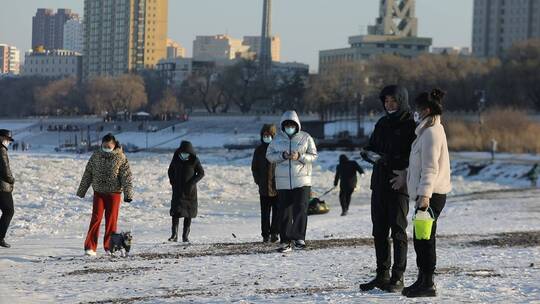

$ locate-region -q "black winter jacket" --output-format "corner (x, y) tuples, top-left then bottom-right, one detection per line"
(168, 141), (205, 218)
(0, 145), (14, 193)
(334, 155), (364, 191)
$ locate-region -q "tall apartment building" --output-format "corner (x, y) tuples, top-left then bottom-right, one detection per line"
(167, 39), (186, 59)
(83, 0), (168, 79)
(193, 35), (252, 61)
(472, 0), (540, 57)
(242, 36), (281, 62)
(0, 44), (21, 75)
(32, 9), (79, 50)
(63, 19), (84, 53)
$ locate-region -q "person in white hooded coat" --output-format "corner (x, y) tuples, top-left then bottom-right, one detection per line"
(266, 111), (318, 252)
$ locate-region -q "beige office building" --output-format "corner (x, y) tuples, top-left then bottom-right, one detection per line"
(23, 49), (82, 79)
(472, 0), (540, 57)
(242, 36), (281, 62)
(193, 35), (252, 61)
(0, 44), (20, 75)
(319, 0), (431, 75)
(83, 0), (168, 79)
(167, 39), (186, 59)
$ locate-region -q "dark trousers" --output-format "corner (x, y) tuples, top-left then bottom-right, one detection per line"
(339, 188), (354, 213)
(260, 195), (280, 238)
(414, 193), (446, 275)
(371, 187), (409, 278)
(172, 217), (192, 232)
(278, 186), (310, 243)
(0, 192), (14, 240)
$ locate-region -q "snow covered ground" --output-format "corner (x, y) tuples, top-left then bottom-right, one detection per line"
(0, 150), (539, 303)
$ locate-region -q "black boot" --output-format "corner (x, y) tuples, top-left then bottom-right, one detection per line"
(270, 234), (279, 243)
(406, 272), (437, 298)
(360, 271), (390, 291)
(402, 272), (424, 296)
(382, 275), (404, 293)
(168, 218), (178, 242)
(0, 239), (11, 248)
(182, 218), (191, 243)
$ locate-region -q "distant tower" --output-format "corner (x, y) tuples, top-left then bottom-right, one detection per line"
(368, 0), (418, 37)
(259, 0), (272, 76)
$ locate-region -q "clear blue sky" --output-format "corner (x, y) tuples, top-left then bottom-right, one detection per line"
(0, 0), (472, 72)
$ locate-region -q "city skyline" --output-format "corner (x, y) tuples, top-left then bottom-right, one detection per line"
(0, 0), (473, 72)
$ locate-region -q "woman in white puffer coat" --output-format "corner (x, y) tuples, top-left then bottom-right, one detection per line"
(266, 110), (318, 253)
(403, 89), (452, 298)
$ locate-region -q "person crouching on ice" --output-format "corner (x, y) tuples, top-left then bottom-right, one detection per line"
(252, 124), (280, 243)
(266, 110), (318, 253)
(77, 134), (134, 256)
(168, 141), (204, 243)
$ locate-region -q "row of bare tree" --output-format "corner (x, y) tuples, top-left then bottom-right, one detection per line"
(1, 39), (539, 118)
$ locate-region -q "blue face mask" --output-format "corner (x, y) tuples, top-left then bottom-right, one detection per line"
(179, 153), (190, 160)
(262, 136), (273, 144)
(285, 127), (296, 136)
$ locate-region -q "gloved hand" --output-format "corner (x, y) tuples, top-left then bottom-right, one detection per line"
(415, 196), (430, 210)
(124, 198), (133, 203)
(389, 170), (407, 190)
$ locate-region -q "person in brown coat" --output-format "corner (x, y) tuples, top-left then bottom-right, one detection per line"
(251, 124), (280, 243)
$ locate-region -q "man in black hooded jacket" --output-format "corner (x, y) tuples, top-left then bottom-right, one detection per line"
(359, 85), (416, 293)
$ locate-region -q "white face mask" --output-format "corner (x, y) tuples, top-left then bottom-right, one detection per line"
(2, 140), (11, 148)
(262, 136), (273, 144)
(102, 146), (114, 153)
(179, 153), (190, 160)
(285, 127), (296, 136)
(387, 110), (397, 114)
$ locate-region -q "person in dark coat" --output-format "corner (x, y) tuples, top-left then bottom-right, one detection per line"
(359, 85), (417, 293)
(0, 129), (15, 248)
(168, 141), (205, 243)
(334, 154), (365, 216)
(251, 124), (280, 243)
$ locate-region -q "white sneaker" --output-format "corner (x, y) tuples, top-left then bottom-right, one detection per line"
(277, 243), (293, 253)
(85, 249), (97, 256)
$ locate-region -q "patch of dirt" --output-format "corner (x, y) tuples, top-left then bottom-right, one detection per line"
(468, 231), (540, 248)
(437, 267), (502, 278)
(137, 237), (374, 260)
(64, 266), (155, 277)
(81, 288), (214, 304)
(256, 285), (349, 295)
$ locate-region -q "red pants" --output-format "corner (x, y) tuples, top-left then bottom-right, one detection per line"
(84, 192), (121, 251)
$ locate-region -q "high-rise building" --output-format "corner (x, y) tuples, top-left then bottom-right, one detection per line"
(242, 36), (281, 62)
(63, 19), (84, 53)
(83, 0), (168, 79)
(319, 0), (432, 75)
(472, 0), (540, 57)
(32, 9), (79, 50)
(167, 39), (186, 59)
(193, 35), (252, 61)
(0, 44), (20, 75)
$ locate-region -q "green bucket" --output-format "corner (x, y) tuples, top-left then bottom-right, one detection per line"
(413, 208), (435, 240)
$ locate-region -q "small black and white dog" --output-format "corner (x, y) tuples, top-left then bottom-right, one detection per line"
(110, 231), (132, 257)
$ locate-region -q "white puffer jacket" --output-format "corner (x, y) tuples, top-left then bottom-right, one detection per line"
(266, 111), (318, 190)
(407, 115), (452, 200)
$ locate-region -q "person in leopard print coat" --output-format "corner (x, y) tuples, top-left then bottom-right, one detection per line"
(77, 134), (133, 256)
